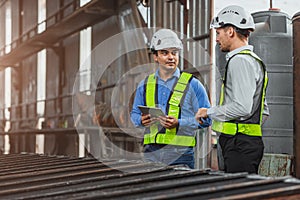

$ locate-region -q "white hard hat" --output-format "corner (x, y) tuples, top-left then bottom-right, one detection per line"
(210, 5), (255, 31)
(150, 29), (183, 51)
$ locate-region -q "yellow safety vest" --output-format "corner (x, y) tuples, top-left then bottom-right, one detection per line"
(144, 72), (196, 146)
(212, 50), (268, 136)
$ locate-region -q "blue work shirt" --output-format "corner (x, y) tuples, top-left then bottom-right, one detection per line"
(130, 68), (211, 137)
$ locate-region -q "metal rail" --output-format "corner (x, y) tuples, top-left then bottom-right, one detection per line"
(0, 154), (299, 199)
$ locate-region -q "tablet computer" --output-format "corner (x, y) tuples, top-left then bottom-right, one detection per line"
(138, 105), (165, 117)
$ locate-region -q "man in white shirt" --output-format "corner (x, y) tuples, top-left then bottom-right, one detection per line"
(195, 5), (269, 174)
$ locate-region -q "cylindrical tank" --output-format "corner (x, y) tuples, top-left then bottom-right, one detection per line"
(250, 10), (293, 155)
(292, 11), (300, 178)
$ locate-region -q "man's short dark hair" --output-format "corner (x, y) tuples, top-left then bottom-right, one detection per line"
(223, 24), (250, 39)
(151, 49), (158, 55)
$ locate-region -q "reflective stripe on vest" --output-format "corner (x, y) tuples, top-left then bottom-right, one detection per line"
(144, 72), (196, 146)
(145, 74), (159, 138)
(212, 50), (268, 136)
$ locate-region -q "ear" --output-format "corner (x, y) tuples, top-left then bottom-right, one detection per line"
(153, 54), (158, 62)
(228, 27), (235, 37)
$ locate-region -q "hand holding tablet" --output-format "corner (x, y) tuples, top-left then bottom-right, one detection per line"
(138, 105), (166, 118)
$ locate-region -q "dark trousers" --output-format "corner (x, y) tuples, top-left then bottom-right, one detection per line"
(219, 133), (264, 174)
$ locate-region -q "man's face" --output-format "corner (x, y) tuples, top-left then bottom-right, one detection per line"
(154, 48), (179, 72)
(215, 27), (231, 52)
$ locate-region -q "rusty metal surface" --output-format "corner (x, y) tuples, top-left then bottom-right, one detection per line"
(293, 12), (300, 179)
(258, 153), (293, 177)
(0, 154), (299, 199)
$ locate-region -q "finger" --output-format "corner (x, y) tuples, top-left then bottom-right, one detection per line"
(198, 118), (204, 124)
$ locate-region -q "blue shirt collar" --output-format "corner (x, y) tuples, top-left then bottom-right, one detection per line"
(226, 45), (254, 61)
(155, 68), (181, 79)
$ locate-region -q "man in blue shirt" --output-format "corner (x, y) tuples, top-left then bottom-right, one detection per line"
(130, 29), (211, 169)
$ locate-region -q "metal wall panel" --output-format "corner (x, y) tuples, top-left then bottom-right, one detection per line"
(45, 49), (60, 124)
(150, 0), (164, 28)
(10, 67), (21, 131)
(0, 71), (5, 132)
(187, 0), (212, 70)
(11, 0), (20, 43)
(21, 0), (37, 34)
(62, 34), (79, 123)
(9, 1), (21, 131)
(46, 0), (61, 18)
(21, 56), (37, 129)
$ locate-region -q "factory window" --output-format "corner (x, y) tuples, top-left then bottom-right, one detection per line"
(38, 0), (46, 33)
(36, 0), (47, 153)
(138, 2), (150, 26)
(36, 0), (47, 123)
(4, 1), (12, 133)
(37, 50), (46, 117)
(79, 27), (92, 93)
(4, 68), (11, 132)
(80, 0), (91, 7)
(5, 1), (11, 54)
(36, 49), (46, 153)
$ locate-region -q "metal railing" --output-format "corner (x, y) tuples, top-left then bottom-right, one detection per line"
(0, 0), (82, 58)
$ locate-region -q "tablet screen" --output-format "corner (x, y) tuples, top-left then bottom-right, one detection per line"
(138, 105), (165, 117)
